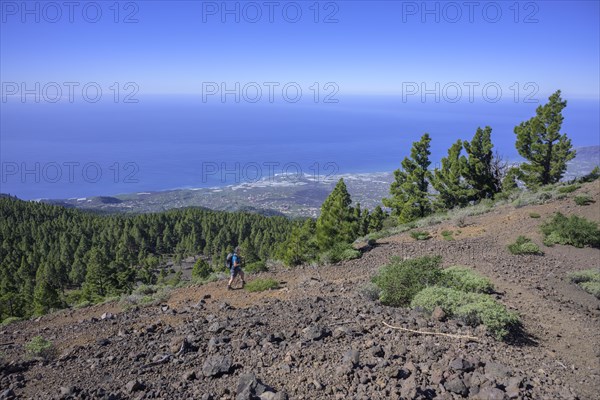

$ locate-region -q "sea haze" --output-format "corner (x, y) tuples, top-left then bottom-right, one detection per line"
(1, 95), (598, 200)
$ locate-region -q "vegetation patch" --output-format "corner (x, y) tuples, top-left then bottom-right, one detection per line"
(120, 284), (172, 310)
(372, 256), (516, 340)
(25, 336), (56, 360)
(1, 316), (22, 327)
(410, 230), (431, 240)
(245, 260), (268, 274)
(541, 213), (600, 248)
(411, 287), (519, 340)
(319, 243), (361, 264)
(441, 230), (455, 241)
(508, 236), (543, 255)
(372, 256), (443, 307)
(568, 269), (600, 298)
(574, 195), (594, 206)
(441, 266), (494, 293)
(245, 278), (279, 292)
(558, 184), (580, 194)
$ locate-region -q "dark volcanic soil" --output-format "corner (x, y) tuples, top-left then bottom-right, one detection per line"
(1, 182), (599, 400)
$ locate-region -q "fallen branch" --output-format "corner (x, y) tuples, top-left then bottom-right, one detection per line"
(0, 342), (15, 346)
(383, 321), (479, 341)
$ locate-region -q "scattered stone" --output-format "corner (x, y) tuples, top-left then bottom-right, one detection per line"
(432, 306), (446, 321)
(449, 357), (473, 371)
(342, 349), (360, 366)
(202, 355), (232, 377)
(302, 325), (330, 341)
(182, 370), (197, 381)
(59, 386), (76, 397)
(100, 312), (114, 320)
(236, 373), (267, 400)
(474, 386), (506, 400)
(445, 377), (468, 396)
(125, 380), (145, 393)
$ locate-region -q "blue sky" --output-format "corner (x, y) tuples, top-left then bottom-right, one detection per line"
(1, 1), (599, 99)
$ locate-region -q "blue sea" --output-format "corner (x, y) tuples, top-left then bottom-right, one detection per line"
(1, 95), (598, 200)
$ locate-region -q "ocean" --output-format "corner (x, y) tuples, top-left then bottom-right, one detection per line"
(1, 95), (598, 200)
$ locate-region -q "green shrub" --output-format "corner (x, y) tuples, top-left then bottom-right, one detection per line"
(320, 243), (361, 264)
(580, 281), (600, 298)
(245, 278), (279, 292)
(579, 166), (600, 183)
(568, 269), (600, 298)
(411, 286), (519, 340)
(372, 256), (443, 306)
(529, 213), (541, 218)
(25, 336), (55, 359)
(441, 230), (454, 241)
(1, 316), (22, 326)
(558, 184), (580, 194)
(568, 269), (600, 283)
(358, 282), (381, 301)
(121, 284), (172, 309)
(442, 266), (494, 293)
(73, 300), (92, 309)
(541, 213), (600, 248)
(410, 230), (431, 240)
(574, 195), (594, 206)
(192, 259), (212, 280)
(508, 236), (543, 255)
(245, 260), (268, 274)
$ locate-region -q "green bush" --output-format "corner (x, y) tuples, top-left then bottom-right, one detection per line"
(192, 259), (212, 280)
(442, 266), (494, 293)
(558, 184), (580, 194)
(508, 236), (543, 255)
(568, 269), (600, 298)
(73, 300), (92, 309)
(441, 230), (454, 241)
(372, 256), (443, 306)
(541, 213), (600, 248)
(411, 286), (519, 340)
(245, 278), (279, 292)
(358, 282), (381, 301)
(320, 243), (361, 264)
(245, 260), (268, 274)
(574, 195), (594, 206)
(1, 316), (22, 326)
(529, 213), (541, 219)
(579, 166), (600, 183)
(121, 284), (172, 309)
(25, 336), (55, 359)
(580, 281), (600, 298)
(410, 230), (431, 240)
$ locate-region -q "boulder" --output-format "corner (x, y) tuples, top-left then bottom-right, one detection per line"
(202, 355), (232, 377)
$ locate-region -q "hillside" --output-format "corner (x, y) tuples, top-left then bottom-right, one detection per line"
(1, 181), (599, 399)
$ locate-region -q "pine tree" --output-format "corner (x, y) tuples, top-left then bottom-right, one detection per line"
(431, 140), (470, 210)
(33, 263), (62, 315)
(316, 179), (357, 250)
(383, 134), (433, 222)
(368, 206), (385, 233)
(192, 258), (212, 280)
(462, 126), (500, 201)
(281, 219), (318, 266)
(514, 90), (576, 187)
(82, 247), (115, 299)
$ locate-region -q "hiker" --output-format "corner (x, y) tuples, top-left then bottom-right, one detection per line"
(227, 246), (245, 290)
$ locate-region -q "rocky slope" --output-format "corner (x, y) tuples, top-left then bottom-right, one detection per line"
(1, 181), (599, 400)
